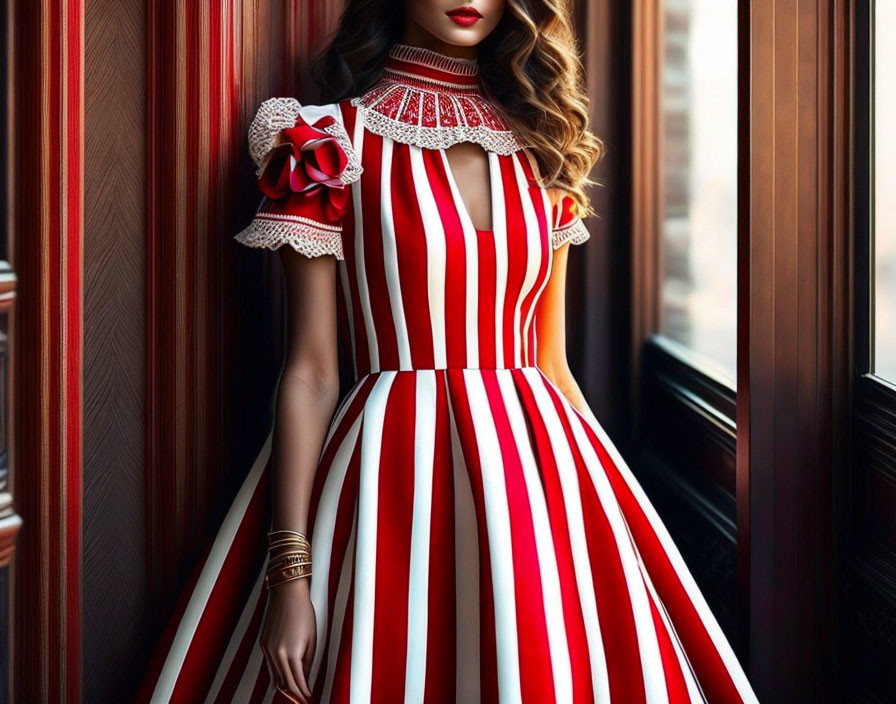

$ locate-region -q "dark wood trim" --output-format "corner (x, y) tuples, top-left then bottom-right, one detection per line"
(835, 1), (896, 698)
(630, 0), (662, 443)
(642, 336), (737, 494)
(738, 0), (851, 699)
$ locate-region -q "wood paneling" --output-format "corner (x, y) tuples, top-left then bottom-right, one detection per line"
(81, 0), (148, 700)
(738, 0), (850, 699)
(567, 0), (632, 443)
(11, 0), (86, 700)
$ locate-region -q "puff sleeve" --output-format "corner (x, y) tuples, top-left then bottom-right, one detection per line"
(550, 191), (591, 250)
(234, 97), (363, 260)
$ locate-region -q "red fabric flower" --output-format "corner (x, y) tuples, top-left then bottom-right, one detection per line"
(258, 114), (352, 222)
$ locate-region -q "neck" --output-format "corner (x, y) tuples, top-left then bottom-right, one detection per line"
(401, 20), (479, 61)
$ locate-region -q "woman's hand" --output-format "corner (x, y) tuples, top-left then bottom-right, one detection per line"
(260, 577), (317, 703)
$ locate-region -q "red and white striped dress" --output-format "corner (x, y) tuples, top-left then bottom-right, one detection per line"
(138, 44), (759, 704)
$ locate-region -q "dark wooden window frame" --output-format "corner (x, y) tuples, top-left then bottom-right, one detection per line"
(838, 1), (896, 699)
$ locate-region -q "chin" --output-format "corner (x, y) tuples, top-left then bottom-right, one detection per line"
(434, 28), (490, 46)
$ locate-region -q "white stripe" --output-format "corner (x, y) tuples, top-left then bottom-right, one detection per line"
(525, 186), (555, 366)
(512, 156), (548, 367)
(150, 433), (272, 703)
(233, 622), (266, 702)
(204, 561), (268, 703)
(553, 373), (759, 704)
(520, 368), (612, 703)
(440, 150), (479, 366)
(495, 371), (574, 704)
(446, 380), (481, 704)
(404, 371), (438, 702)
(319, 370), (369, 461)
(552, 387), (669, 703)
(319, 515), (358, 702)
(380, 140), (413, 369)
(636, 547), (708, 703)
(351, 115), (378, 371)
(260, 683), (276, 704)
(339, 261), (358, 380)
(463, 370), (523, 704)
(350, 372), (396, 704)
(409, 148), (448, 368)
(309, 414), (364, 684)
(489, 153), (507, 367)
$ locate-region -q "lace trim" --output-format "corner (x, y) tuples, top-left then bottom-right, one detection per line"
(247, 97), (363, 184)
(551, 218), (590, 249)
(387, 43), (479, 77)
(234, 214), (344, 260)
(248, 98), (302, 168)
(354, 104), (520, 154)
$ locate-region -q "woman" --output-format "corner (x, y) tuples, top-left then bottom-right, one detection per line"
(141, 1), (760, 702)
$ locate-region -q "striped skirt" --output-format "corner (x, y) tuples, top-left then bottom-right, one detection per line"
(137, 366), (759, 704)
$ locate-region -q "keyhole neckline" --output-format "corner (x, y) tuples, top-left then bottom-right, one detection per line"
(440, 147), (496, 234)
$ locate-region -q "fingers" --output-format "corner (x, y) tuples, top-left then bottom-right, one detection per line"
(276, 647), (304, 701)
(289, 649), (313, 701)
(260, 642), (283, 692)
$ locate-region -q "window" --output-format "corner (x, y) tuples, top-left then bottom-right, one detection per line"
(659, 0), (739, 382)
(630, 0), (742, 648)
(874, 1), (896, 383)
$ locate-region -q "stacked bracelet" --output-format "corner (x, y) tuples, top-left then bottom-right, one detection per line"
(265, 529), (312, 589)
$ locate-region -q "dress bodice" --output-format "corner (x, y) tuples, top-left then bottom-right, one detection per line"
(235, 43), (591, 380)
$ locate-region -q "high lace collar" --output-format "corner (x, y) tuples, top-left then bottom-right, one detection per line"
(350, 43), (521, 154)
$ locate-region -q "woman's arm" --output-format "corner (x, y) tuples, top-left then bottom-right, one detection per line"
(262, 246), (341, 704)
(534, 237), (590, 415)
(271, 246), (341, 535)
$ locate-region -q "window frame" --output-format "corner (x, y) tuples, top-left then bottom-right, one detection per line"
(630, 0), (743, 650)
(841, 1), (896, 697)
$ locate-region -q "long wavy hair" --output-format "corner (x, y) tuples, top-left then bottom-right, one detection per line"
(311, 0), (604, 218)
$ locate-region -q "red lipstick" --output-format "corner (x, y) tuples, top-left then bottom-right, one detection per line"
(445, 6), (483, 27)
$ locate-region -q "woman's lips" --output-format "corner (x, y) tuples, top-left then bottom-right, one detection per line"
(445, 6), (483, 27)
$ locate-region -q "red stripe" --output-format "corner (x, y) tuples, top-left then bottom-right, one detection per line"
(538, 376), (648, 704)
(50, 0), (64, 696)
(324, 568), (357, 704)
(335, 102), (372, 376)
(497, 156), (529, 365)
(422, 149), (468, 367)
(390, 144), (435, 368)
(514, 154), (552, 366)
(476, 230), (497, 367)
(558, 389), (747, 703)
(185, 0), (198, 550)
(307, 373), (377, 529)
(308, 437), (362, 701)
(370, 374), (416, 700)
(646, 579), (692, 704)
(512, 370), (595, 704)
(385, 56), (480, 86)
(423, 374), (458, 702)
(481, 370), (557, 703)
(358, 134), (399, 369)
(169, 462), (270, 701)
(212, 577), (268, 703)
